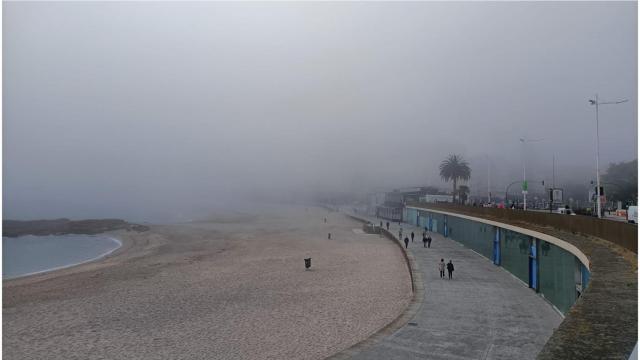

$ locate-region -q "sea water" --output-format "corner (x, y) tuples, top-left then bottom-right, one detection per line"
(3, 234), (121, 279)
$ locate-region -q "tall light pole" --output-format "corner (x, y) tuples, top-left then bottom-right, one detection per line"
(588, 95), (628, 218)
(520, 137), (544, 211)
(505, 180), (521, 206)
(487, 155), (491, 204)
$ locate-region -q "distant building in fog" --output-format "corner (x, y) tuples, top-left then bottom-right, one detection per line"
(420, 194), (454, 203)
(374, 187), (449, 221)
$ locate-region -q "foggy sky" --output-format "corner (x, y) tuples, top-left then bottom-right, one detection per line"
(3, 1), (637, 221)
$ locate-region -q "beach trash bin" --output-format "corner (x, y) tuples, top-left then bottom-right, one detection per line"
(304, 258), (312, 269)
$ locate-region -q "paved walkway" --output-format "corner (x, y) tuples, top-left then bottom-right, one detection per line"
(349, 214), (562, 360)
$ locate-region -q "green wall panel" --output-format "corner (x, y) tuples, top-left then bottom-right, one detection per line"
(500, 229), (530, 284)
(447, 216), (493, 259)
(539, 241), (577, 314)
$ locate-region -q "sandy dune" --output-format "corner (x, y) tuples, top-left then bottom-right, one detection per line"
(3, 206), (411, 360)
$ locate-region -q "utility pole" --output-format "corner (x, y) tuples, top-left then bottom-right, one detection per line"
(594, 94), (601, 219)
(521, 139), (527, 210)
(550, 155), (555, 214)
(552, 155), (555, 189)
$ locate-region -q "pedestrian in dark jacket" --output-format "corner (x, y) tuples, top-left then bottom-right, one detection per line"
(404, 236), (409, 249)
(423, 234), (427, 248)
(447, 260), (454, 279)
(410, 231), (415, 242)
(386, 222), (390, 230)
(427, 235), (432, 248)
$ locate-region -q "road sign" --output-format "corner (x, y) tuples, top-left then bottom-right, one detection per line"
(552, 189), (563, 203)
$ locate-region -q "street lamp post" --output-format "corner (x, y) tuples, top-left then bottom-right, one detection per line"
(520, 137), (544, 211)
(588, 94), (628, 219)
(505, 180), (521, 206)
(505, 179), (543, 207)
(590, 180), (627, 211)
(487, 155), (491, 204)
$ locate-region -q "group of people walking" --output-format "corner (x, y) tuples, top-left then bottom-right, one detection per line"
(375, 218), (457, 280)
(402, 229), (432, 249)
(422, 231), (432, 248)
(397, 226), (455, 280)
(438, 258), (455, 279)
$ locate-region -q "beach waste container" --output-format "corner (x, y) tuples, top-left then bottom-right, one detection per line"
(304, 258), (311, 269)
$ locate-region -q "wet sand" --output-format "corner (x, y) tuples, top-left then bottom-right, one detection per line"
(3, 206), (411, 360)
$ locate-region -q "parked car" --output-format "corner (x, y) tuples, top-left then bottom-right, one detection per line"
(556, 207), (576, 215)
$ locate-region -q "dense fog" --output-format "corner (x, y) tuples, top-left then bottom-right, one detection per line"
(3, 1), (637, 222)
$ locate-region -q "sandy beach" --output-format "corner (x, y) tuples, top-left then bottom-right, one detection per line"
(3, 206), (411, 360)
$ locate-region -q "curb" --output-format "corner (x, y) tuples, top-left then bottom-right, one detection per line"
(326, 214), (424, 360)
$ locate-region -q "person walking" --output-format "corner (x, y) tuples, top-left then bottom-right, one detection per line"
(380, 221), (383, 228)
(422, 234), (427, 248)
(386, 222), (390, 230)
(399, 227), (403, 239)
(404, 236), (409, 249)
(410, 231), (415, 243)
(447, 260), (454, 279)
(422, 229), (426, 239)
(427, 235), (432, 248)
(438, 259), (445, 279)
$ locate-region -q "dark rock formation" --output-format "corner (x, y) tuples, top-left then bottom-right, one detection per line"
(3, 218), (149, 237)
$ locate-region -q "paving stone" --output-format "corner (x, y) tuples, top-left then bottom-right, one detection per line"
(341, 213), (562, 360)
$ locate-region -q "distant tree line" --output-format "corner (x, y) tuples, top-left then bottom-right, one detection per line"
(602, 159), (637, 205)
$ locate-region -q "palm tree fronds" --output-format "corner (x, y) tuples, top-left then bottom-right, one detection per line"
(439, 154), (472, 203)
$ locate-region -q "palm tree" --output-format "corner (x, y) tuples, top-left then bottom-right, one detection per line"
(439, 154), (471, 203)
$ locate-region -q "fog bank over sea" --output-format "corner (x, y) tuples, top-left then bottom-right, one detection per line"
(4, 2), (636, 221)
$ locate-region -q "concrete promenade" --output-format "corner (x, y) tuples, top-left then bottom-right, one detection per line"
(347, 213), (562, 360)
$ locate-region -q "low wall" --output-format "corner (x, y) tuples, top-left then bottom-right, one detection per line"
(330, 213), (423, 359)
(345, 214), (416, 293)
(408, 202), (638, 253)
